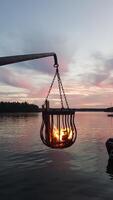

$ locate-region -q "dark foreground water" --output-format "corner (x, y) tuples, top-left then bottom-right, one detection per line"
(0, 112), (113, 200)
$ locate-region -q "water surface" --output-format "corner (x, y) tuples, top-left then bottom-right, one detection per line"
(0, 112), (113, 200)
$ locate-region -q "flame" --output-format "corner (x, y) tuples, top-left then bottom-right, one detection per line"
(51, 126), (73, 143)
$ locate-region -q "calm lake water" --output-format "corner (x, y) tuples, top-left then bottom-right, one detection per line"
(0, 112), (113, 200)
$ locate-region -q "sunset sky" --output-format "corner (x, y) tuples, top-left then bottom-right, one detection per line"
(0, 0), (113, 107)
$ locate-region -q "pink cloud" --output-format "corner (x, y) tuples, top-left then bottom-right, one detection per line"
(0, 67), (34, 90)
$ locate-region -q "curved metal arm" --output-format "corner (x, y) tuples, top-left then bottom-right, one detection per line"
(0, 52), (58, 67)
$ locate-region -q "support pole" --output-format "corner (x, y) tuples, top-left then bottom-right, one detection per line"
(0, 52), (58, 67)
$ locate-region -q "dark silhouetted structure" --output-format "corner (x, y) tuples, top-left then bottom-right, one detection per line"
(0, 102), (39, 113)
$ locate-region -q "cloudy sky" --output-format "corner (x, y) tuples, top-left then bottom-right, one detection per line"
(0, 0), (113, 107)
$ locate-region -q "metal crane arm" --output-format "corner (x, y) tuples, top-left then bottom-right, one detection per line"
(0, 52), (58, 67)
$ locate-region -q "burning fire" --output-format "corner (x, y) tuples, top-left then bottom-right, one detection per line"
(51, 126), (73, 143)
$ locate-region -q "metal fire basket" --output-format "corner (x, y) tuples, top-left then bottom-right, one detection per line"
(40, 54), (77, 149)
(40, 101), (77, 148)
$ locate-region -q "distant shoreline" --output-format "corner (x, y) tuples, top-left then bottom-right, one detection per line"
(0, 101), (112, 113)
(0, 102), (40, 113)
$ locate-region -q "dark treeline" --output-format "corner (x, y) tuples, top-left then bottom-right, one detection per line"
(0, 102), (40, 113)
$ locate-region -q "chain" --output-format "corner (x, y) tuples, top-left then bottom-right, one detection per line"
(57, 69), (69, 108)
(44, 65), (69, 108)
(44, 71), (57, 103)
(56, 68), (64, 108)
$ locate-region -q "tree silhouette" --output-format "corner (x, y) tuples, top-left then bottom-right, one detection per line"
(0, 102), (40, 113)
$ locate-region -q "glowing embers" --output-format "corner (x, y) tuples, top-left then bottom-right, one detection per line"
(52, 126), (73, 142)
(40, 109), (77, 149)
